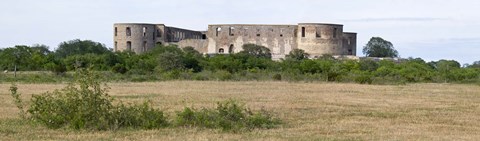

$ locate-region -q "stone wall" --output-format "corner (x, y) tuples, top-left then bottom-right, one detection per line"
(164, 27), (204, 43)
(296, 23), (345, 57)
(343, 32), (357, 56)
(114, 23), (203, 54)
(207, 24), (297, 60)
(177, 39), (208, 53)
(114, 23), (161, 54)
(114, 23), (357, 60)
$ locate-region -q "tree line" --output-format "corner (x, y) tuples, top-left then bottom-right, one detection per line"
(1, 38), (479, 84)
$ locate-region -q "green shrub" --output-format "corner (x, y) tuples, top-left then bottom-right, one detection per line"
(272, 73), (282, 81)
(355, 73), (373, 84)
(175, 100), (281, 132)
(112, 63), (128, 74)
(215, 70), (233, 81)
(112, 102), (169, 130)
(160, 70), (181, 80)
(27, 69), (168, 130)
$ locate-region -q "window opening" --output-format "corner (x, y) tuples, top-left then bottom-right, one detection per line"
(156, 29), (161, 37)
(301, 27), (305, 37)
(143, 27), (147, 37)
(126, 27), (131, 36)
(229, 44), (234, 54)
(229, 27), (234, 36)
(126, 41), (132, 51)
(216, 27), (221, 37)
(333, 28), (337, 38)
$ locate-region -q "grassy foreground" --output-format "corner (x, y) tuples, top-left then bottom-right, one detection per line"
(0, 81), (479, 140)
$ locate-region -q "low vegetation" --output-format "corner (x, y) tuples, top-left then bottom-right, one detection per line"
(0, 39), (479, 84)
(175, 100), (280, 132)
(8, 69), (281, 132)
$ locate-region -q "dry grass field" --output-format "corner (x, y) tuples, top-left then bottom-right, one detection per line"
(0, 81), (479, 140)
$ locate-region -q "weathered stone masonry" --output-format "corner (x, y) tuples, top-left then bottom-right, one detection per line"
(114, 23), (356, 60)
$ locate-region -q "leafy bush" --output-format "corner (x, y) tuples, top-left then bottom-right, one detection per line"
(354, 72), (373, 84)
(215, 70), (233, 81)
(273, 73), (282, 81)
(111, 102), (168, 129)
(175, 100), (281, 132)
(27, 69), (168, 130)
(111, 63), (128, 74)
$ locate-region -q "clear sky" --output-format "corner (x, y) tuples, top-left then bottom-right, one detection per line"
(1, 0), (479, 64)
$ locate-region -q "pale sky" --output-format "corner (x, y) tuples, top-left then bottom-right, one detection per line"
(1, 0), (479, 64)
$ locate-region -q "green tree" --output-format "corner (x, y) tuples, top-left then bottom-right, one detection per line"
(0, 45), (51, 71)
(433, 60), (461, 82)
(31, 44), (52, 55)
(182, 47), (204, 72)
(286, 49), (309, 60)
(398, 59), (435, 82)
(363, 37), (398, 57)
(468, 61), (480, 68)
(156, 51), (185, 72)
(55, 39), (110, 58)
(238, 44), (272, 59)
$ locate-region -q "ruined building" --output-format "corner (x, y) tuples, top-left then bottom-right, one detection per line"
(113, 23), (357, 60)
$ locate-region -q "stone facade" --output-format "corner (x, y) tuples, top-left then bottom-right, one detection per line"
(114, 23), (356, 60)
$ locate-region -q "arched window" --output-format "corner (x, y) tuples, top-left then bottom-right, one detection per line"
(301, 27), (305, 37)
(229, 27), (234, 36)
(126, 27), (131, 36)
(229, 44), (234, 54)
(219, 48), (224, 53)
(126, 41), (132, 51)
(114, 27), (117, 36)
(143, 27), (147, 37)
(216, 27), (221, 37)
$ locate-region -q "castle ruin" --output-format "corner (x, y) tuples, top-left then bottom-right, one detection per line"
(113, 23), (356, 60)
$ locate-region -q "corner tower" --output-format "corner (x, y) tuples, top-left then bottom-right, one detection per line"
(296, 23), (345, 57)
(343, 32), (357, 55)
(113, 23), (166, 54)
